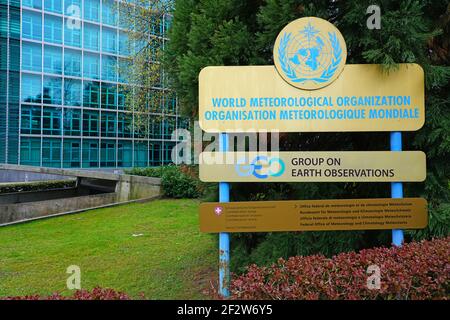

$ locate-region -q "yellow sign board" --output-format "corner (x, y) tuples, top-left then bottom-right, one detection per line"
(199, 151), (426, 182)
(198, 63), (424, 132)
(199, 198), (428, 233)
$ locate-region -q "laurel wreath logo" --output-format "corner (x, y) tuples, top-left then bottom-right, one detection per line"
(278, 31), (342, 84)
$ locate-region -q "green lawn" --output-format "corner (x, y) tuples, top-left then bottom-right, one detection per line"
(0, 199), (217, 299)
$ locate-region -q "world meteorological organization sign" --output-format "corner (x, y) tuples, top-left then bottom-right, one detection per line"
(198, 17), (425, 132)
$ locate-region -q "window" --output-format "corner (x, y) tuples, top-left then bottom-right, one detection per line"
(82, 111), (99, 136)
(102, 0), (117, 26)
(83, 81), (100, 108)
(64, 0), (81, 16)
(64, 78), (82, 106)
(44, 45), (62, 74)
(44, 14), (63, 44)
(100, 141), (116, 167)
(64, 49), (82, 77)
(43, 76), (62, 105)
(63, 139), (81, 168)
(134, 141), (148, 167)
(21, 105), (41, 134)
(118, 85), (129, 110)
(119, 32), (129, 56)
(162, 117), (175, 139)
(64, 18), (81, 47)
(22, 42), (42, 72)
(118, 58), (130, 83)
(101, 83), (116, 109)
(22, 10), (42, 41)
(102, 27), (117, 54)
(84, 23), (99, 51)
(44, 0), (62, 14)
(20, 137), (41, 166)
(23, 0), (42, 10)
(118, 112), (132, 138)
(83, 52), (100, 79)
(22, 74), (42, 103)
(101, 112), (116, 137)
(149, 142), (162, 166)
(63, 108), (81, 136)
(101, 55), (117, 81)
(43, 107), (61, 135)
(117, 140), (132, 167)
(84, 0), (100, 22)
(82, 139), (99, 167)
(149, 118), (161, 139)
(42, 138), (61, 167)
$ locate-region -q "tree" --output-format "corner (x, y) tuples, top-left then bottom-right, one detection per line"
(119, 0), (175, 137)
(166, 0), (450, 271)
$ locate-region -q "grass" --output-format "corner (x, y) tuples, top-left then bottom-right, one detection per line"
(0, 199), (217, 299)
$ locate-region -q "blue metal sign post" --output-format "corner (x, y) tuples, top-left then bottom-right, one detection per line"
(219, 133), (230, 297)
(390, 131), (404, 246)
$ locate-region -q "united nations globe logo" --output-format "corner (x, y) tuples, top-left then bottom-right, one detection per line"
(274, 17), (347, 90)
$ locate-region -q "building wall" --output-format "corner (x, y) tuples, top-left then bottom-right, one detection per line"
(0, 0), (185, 169)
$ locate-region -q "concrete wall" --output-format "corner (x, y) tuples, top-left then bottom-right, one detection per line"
(0, 169), (71, 182)
(0, 192), (119, 225)
(0, 164), (162, 226)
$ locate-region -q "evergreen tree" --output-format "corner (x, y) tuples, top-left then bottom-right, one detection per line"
(166, 0), (450, 272)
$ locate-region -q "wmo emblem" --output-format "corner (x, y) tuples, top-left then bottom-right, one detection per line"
(274, 17), (347, 90)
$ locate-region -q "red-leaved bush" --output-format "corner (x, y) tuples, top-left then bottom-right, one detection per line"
(2, 287), (131, 300)
(228, 237), (449, 300)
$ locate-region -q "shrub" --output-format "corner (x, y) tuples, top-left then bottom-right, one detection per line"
(126, 165), (202, 198)
(226, 237), (450, 300)
(0, 180), (76, 194)
(2, 287), (130, 300)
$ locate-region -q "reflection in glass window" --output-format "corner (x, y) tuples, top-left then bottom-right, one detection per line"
(44, 15), (63, 44)
(43, 76), (62, 105)
(22, 10), (42, 41)
(119, 32), (130, 56)
(84, 23), (100, 51)
(64, 78), (82, 106)
(102, 27), (117, 54)
(64, 0), (82, 16)
(44, 0), (62, 14)
(64, 17), (82, 47)
(22, 42), (42, 72)
(64, 49), (82, 77)
(84, 0), (100, 22)
(102, 0), (117, 26)
(22, 74), (42, 103)
(23, 0), (42, 9)
(83, 53), (100, 79)
(44, 45), (62, 74)
(102, 55), (117, 82)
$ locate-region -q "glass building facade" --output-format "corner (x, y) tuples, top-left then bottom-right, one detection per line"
(0, 0), (184, 168)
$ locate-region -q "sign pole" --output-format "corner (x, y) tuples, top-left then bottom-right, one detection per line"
(390, 131), (404, 246)
(219, 133), (230, 297)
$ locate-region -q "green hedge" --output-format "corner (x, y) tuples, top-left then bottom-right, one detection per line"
(126, 166), (203, 199)
(0, 180), (76, 194)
